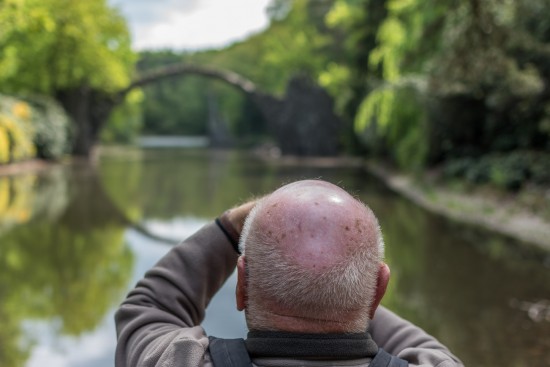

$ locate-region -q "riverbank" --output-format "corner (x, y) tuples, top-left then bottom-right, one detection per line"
(0, 159), (57, 177)
(365, 161), (550, 252)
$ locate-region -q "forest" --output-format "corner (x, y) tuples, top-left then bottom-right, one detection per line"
(1, 0), (549, 190)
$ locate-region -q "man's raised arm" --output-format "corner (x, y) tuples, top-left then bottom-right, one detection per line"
(114, 202), (255, 367)
(370, 306), (463, 367)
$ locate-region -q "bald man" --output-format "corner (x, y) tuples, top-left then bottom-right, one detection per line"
(115, 180), (462, 367)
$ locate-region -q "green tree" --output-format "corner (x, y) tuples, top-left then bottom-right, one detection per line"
(0, 0), (137, 155)
(0, 0), (134, 94)
(323, 0), (550, 179)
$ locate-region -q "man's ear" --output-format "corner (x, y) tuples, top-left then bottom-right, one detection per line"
(369, 262), (390, 319)
(236, 256), (247, 311)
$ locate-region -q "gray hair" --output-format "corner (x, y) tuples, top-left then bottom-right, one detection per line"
(239, 197), (384, 332)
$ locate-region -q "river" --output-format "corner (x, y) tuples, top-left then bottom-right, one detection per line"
(0, 147), (548, 367)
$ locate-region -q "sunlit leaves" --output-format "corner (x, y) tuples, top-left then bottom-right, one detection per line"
(0, 0), (135, 94)
(261, 0), (330, 90)
(355, 89), (394, 134)
(0, 97), (36, 163)
(347, 0), (452, 168)
(354, 1), (419, 157)
(325, 0), (356, 29)
(387, 0), (415, 13)
(318, 62), (352, 106)
(370, 17), (406, 81)
(368, 0), (432, 82)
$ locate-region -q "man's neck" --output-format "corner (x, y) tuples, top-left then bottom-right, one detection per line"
(246, 305), (368, 333)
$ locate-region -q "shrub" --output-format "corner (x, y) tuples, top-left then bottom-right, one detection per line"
(24, 96), (70, 160)
(0, 95), (70, 162)
(443, 151), (550, 190)
(0, 125), (9, 163)
(0, 96), (36, 163)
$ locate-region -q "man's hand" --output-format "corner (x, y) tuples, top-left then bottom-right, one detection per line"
(224, 200), (257, 234)
(217, 200), (257, 252)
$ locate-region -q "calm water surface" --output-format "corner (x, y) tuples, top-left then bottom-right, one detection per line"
(0, 147), (549, 367)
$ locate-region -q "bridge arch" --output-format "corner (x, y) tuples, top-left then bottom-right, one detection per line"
(119, 65), (259, 99)
(61, 63), (342, 157)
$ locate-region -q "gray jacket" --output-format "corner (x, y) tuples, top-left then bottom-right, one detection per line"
(115, 222), (463, 367)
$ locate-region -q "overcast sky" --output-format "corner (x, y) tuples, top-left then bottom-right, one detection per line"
(109, 0), (272, 50)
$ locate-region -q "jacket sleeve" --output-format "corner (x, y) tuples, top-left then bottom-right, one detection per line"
(115, 222), (238, 367)
(369, 306), (464, 367)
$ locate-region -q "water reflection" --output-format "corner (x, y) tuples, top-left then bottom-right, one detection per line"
(0, 147), (548, 367)
(0, 166), (134, 367)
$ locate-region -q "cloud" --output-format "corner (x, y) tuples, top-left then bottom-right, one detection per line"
(110, 0), (200, 27)
(109, 0), (271, 50)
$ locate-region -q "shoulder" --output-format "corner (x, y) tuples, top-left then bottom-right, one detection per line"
(370, 307), (464, 367)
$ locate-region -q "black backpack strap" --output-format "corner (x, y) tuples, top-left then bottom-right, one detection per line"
(208, 336), (253, 367)
(207, 337), (406, 367)
(370, 348), (408, 367)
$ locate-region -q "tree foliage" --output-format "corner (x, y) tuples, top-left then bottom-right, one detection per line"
(319, 0), (550, 184)
(0, 96), (35, 163)
(1, 0), (548, 185)
(0, 0), (137, 155)
(0, 95), (70, 162)
(0, 0), (135, 94)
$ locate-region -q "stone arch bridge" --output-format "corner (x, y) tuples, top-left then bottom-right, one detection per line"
(56, 64), (343, 157)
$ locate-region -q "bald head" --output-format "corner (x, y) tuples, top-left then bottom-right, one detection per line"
(248, 180), (380, 271)
(238, 180), (386, 333)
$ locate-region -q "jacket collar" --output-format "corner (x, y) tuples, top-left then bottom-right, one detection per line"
(245, 331), (379, 359)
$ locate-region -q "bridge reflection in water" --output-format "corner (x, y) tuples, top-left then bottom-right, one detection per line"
(0, 146), (548, 367)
